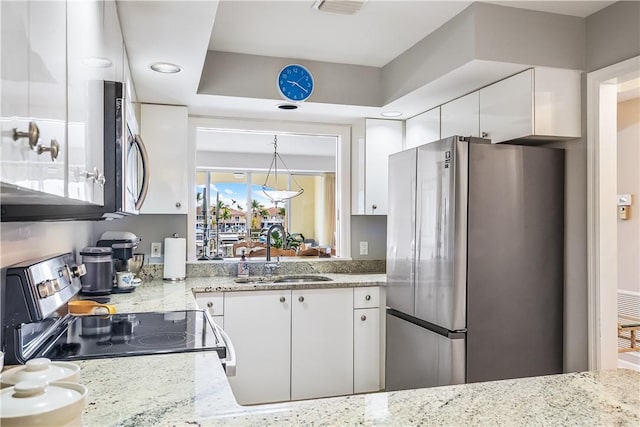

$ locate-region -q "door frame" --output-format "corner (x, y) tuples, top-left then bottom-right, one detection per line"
(586, 55), (640, 370)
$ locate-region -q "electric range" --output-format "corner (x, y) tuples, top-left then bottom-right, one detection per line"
(2, 253), (229, 367)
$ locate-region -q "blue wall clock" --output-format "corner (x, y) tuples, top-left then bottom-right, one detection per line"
(277, 64), (314, 102)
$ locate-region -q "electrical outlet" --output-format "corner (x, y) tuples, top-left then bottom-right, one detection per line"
(359, 241), (369, 256)
(151, 242), (162, 258)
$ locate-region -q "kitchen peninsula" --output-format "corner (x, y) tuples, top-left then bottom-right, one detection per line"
(75, 277), (640, 426)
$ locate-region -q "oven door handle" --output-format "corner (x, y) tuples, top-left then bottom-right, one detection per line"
(218, 326), (236, 377)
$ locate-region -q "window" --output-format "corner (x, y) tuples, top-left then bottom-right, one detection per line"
(194, 133), (338, 258)
(188, 118), (350, 260)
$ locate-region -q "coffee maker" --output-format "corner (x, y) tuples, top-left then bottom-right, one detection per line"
(97, 231), (141, 275)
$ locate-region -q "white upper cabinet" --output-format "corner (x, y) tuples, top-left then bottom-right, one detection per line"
(479, 68), (581, 143)
(67, 0), (108, 204)
(1, 1), (31, 189)
(1, 1), (67, 197)
(139, 104), (189, 214)
(440, 91), (480, 140)
(362, 119), (403, 215)
(406, 106), (440, 149)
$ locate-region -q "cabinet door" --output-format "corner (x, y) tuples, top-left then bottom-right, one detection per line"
(364, 119), (403, 215)
(440, 92), (479, 140)
(103, 0), (124, 84)
(1, 1), (31, 188)
(406, 107), (440, 149)
(66, 0), (105, 204)
(224, 290), (291, 405)
(139, 104), (188, 213)
(29, 1), (67, 197)
(291, 288), (353, 400)
(354, 308), (381, 393)
(479, 70), (533, 143)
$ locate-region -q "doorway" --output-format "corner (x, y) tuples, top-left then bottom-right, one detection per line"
(587, 55), (640, 370)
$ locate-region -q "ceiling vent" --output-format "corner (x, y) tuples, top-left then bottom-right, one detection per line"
(312, 0), (367, 15)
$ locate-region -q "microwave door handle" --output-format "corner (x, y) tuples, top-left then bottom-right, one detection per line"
(133, 134), (150, 211)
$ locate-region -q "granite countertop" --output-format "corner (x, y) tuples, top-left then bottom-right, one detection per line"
(107, 273), (385, 313)
(74, 275), (640, 426)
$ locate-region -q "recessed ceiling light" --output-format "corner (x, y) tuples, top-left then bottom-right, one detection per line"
(277, 104), (298, 110)
(149, 62), (183, 74)
(381, 111), (402, 118)
(233, 172), (245, 179)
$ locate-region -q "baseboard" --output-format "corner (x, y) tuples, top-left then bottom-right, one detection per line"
(618, 354), (640, 371)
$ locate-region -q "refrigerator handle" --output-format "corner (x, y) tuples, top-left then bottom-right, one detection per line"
(411, 163), (418, 286)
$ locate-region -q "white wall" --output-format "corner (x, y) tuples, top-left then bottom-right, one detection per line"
(617, 97), (640, 293)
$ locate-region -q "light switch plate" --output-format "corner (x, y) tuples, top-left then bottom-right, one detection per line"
(151, 242), (162, 258)
(618, 194), (632, 206)
(359, 241), (369, 256)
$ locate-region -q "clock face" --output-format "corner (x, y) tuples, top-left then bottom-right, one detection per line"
(277, 64), (314, 102)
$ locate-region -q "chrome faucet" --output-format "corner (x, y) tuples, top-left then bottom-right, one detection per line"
(265, 223), (286, 262)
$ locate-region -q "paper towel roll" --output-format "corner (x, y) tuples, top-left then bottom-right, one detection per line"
(163, 237), (186, 281)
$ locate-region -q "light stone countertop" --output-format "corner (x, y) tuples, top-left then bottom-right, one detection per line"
(74, 275), (640, 426)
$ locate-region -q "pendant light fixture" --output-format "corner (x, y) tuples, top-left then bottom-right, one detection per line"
(262, 135), (304, 203)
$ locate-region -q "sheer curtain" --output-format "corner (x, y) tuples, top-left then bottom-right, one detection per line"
(323, 173), (336, 249)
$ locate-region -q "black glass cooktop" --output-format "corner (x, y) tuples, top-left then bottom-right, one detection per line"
(40, 310), (226, 360)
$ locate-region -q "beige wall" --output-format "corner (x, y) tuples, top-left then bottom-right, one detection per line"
(289, 175), (317, 243)
(617, 97), (640, 293)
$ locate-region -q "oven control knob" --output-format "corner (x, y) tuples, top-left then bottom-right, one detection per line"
(49, 278), (61, 292)
(37, 282), (49, 298)
(71, 264), (86, 278)
(37, 281), (53, 298)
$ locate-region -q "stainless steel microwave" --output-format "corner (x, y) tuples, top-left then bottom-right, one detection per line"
(0, 81), (149, 221)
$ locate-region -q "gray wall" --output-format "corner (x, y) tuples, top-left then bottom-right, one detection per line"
(586, 1), (640, 72)
(350, 215), (387, 260)
(91, 214), (188, 263)
(199, 51), (383, 107)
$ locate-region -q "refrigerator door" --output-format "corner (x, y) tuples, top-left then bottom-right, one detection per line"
(386, 148), (418, 315)
(386, 310), (465, 391)
(414, 137), (467, 331)
(466, 143), (564, 383)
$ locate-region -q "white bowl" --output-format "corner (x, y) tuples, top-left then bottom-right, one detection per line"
(1, 380), (87, 427)
(0, 358), (80, 388)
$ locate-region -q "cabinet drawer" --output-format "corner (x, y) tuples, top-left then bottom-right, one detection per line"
(354, 287), (380, 308)
(194, 292), (224, 316)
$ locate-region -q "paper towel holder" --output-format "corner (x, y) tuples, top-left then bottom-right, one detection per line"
(163, 233), (187, 282)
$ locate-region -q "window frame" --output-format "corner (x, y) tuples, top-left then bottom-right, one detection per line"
(187, 116), (351, 261)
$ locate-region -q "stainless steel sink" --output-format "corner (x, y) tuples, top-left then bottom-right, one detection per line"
(233, 277), (274, 284)
(273, 275), (333, 283)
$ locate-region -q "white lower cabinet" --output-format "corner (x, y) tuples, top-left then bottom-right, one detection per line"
(195, 286), (382, 404)
(291, 288), (354, 400)
(224, 290), (291, 405)
(354, 308), (381, 393)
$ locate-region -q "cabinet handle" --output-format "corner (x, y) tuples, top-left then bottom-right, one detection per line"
(298, 296), (304, 302)
(207, 301), (214, 308)
(279, 297), (286, 303)
(175, 202), (181, 208)
(37, 139), (60, 161)
(365, 295), (371, 301)
(481, 132), (489, 138)
(12, 121), (40, 149)
(361, 315), (367, 321)
(371, 204), (377, 213)
(83, 167), (106, 186)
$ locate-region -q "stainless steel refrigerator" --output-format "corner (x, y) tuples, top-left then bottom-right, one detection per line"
(385, 135), (564, 391)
